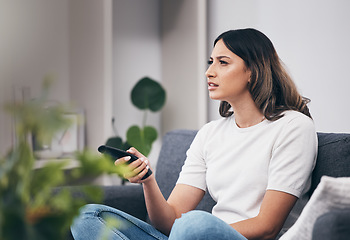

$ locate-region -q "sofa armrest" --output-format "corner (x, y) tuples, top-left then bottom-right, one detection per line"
(312, 209), (350, 240)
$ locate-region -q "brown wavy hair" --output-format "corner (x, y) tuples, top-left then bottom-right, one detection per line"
(215, 29), (311, 120)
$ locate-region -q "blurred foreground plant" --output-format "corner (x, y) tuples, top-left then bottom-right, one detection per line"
(0, 77), (127, 240)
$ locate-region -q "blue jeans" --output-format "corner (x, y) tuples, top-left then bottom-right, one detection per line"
(71, 204), (247, 240)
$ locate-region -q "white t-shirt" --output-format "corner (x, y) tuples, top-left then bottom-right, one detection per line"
(176, 110), (318, 224)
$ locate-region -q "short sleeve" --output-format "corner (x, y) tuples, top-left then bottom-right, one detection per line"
(267, 115), (318, 197)
(176, 124), (209, 191)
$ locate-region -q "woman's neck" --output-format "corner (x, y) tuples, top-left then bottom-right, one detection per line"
(234, 112), (265, 128)
(230, 99), (265, 128)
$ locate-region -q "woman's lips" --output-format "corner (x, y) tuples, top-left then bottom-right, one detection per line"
(208, 82), (219, 90)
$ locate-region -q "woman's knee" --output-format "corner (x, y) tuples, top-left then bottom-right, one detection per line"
(71, 204), (109, 239)
(169, 210), (214, 239)
(174, 210), (212, 228)
(169, 210), (247, 240)
(73, 204), (132, 227)
(78, 203), (103, 214)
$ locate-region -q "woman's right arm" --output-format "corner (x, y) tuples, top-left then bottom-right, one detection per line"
(143, 177), (204, 235)
(117, 148), (205, 235)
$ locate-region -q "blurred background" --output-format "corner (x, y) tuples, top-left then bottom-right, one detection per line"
(1, 0), (349, 166)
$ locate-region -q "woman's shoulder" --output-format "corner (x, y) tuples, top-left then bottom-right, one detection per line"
(273, 110), (316, 135)
(196, 116), (233, 136)
(278, 110), (314, 125)
(202, 116), (233, 129)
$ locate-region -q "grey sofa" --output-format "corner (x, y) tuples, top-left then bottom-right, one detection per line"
(69, 129), (350, 239)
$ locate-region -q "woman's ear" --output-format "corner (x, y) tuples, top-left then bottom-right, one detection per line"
(246, 69), (252, 84)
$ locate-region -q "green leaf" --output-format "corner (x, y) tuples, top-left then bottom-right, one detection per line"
(126, 125), (157, 156)
(131, 77), (166, 112)
(0, 78), (125, 239)
(105, 136), (122, 148)
(105, 136), (130, 151)
(30, 161), (67, 207)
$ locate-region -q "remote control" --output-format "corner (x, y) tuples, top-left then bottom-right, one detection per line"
(98, 145), (152, 180)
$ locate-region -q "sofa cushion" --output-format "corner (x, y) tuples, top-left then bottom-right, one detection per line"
(310, 133), (350, 196)
(156, 129), (197, 199)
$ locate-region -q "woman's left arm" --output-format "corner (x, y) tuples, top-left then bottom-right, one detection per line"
(232, 114), (317, 239)
(231, 190), (297, 240)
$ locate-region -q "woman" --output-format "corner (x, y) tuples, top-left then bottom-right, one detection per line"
(71, 28), (317, 240)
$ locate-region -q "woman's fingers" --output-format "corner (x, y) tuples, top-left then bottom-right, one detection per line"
(128, 166), (149, 183)
(114, 156), (131, 166)
(116, 157), (150, 182)
(127, 158), (146, 176)
(127, 147), (145, 160)
(113, 147), (152, 183)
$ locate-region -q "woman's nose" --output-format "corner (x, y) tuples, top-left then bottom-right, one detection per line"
(205, 65), (215, 78)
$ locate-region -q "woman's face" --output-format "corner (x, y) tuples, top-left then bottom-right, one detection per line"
(206, 39), (251, 105)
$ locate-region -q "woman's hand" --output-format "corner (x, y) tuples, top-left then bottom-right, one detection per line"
(114, 147), (153, 184)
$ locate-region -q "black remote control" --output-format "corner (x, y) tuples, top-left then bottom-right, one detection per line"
(98, 145), (152, 180)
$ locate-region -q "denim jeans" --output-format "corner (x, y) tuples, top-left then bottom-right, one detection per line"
(70, 204), (247, 240)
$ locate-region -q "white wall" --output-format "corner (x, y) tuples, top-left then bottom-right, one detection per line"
(70, 0), (113, 151)
(0, 0), (70, 154)
(0, 0), (70, 101)
(112, 0), (162, 164)
(161, 0), (208, 133)
(208, 0), (350, 133)
(0, 0), (113, 155)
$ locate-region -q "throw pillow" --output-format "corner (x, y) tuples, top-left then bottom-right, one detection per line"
(279, 176), (350, 240)
(312, 209), (350, 240)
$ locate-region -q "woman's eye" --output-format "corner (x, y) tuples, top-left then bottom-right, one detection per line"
(207, 60), (213, 65)
(220, 60), (228, 65)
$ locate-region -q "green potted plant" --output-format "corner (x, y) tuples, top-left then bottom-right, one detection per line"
(106, 76), (166, 157)
(0, 78), (126, 240)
